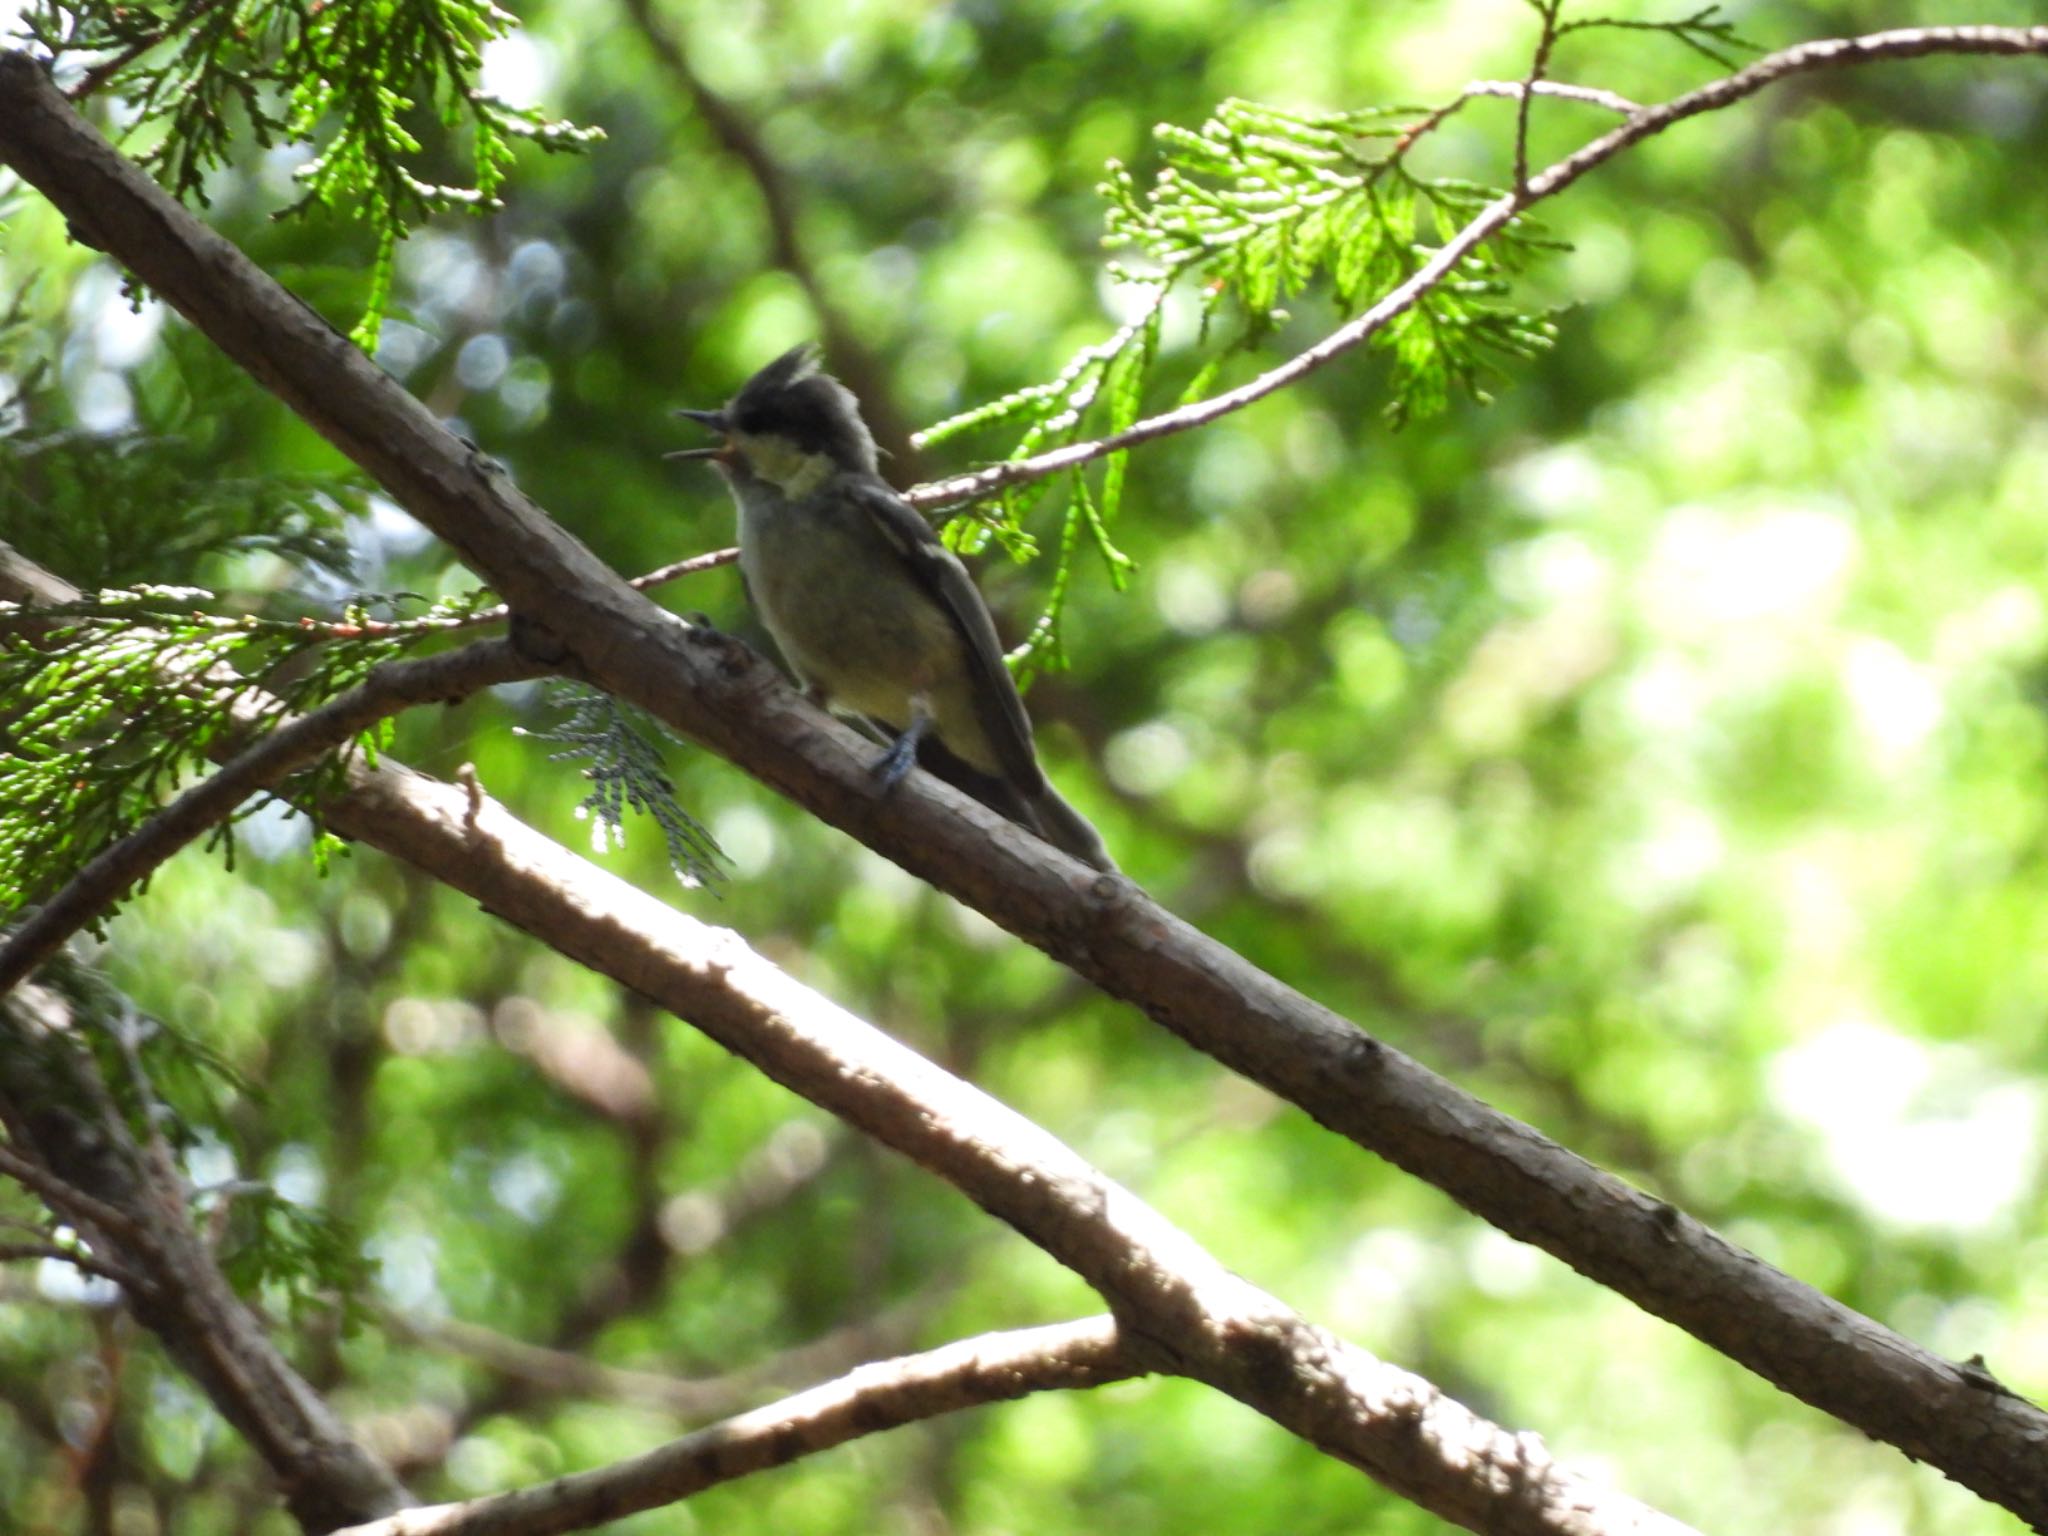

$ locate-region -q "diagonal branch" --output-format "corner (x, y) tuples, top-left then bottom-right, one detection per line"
(0, 546), (1684, 1536)
(0, 1141), (145, 1242)
(1513, 2), (1568, 194)
(1, 976), (412, 1532)
(390, 1297), (919, 1422)
(902, 23), (2048, 507)
(0, 1238), (142, 1287)
(1455, 77), (1643, 118)
(4, 21), (2047, 1523)
(0, 637), (536, 993)
(334, 1320), (1136, 1536)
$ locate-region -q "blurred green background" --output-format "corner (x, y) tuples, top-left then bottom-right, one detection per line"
(5, 1), (2048, 1532)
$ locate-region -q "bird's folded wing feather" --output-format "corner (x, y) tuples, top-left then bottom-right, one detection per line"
(848, 479), (1045, 795)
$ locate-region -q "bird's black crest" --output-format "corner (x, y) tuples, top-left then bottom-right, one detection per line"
(727, 344), (877, 472)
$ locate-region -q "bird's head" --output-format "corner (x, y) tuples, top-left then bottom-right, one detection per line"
(669, 344), (878, 496)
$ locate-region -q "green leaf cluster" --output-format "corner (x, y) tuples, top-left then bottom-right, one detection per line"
(0, 585), (493, 919)
(918, 96), (1562, 676)
(1, 427), (355, 589)
(519, 681), (728, 891)
(216, 1183), (376, 1328)
(0, 285), (361, 588)
(20, 0), (602, 345)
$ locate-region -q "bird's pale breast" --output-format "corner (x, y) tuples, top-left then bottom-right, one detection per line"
(739, 492), (991, 766)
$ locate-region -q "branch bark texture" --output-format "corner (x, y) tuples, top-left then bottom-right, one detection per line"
(0, 981), (413, 1531)
(1, 546), (1685, 1535)
(3, 23), (2046, 1522)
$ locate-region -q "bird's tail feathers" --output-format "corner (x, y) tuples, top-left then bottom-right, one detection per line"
(912, 736), (1116, 872)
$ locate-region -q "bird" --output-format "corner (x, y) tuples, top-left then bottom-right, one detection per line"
(669, 346), (1115, 872)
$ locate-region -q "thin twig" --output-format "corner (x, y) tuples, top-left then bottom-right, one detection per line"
(1385, 77), (1639, 179)
(0, 639), (536, 993)
(332, 1320), (1137, 1536)
(1469, 78), (1641, 115)
(1514, 1), (1568, 196)
(104, 1009), (186, 1201)
(393, 1298), (925, 1420)
(903, 24), (2048, 509)
(0, 1238), (140, 1288)
(65, 0), (225, 101)
(619, 543), (738, 595)
(0, 1143), (143, 1241)
(309, 545), (740, 641)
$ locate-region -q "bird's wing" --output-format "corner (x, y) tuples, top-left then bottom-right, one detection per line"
(846, 478), (1045, 794)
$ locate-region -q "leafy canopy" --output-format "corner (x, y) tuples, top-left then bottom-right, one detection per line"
(18, 0), (602, 345)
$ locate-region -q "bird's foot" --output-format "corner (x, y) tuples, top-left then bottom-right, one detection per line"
(872, 731), (918, 793)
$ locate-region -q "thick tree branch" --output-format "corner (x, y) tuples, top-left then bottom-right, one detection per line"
(334, 1321), (1135, 1536)
(288, 758), (1695, 1535)
(0, 978), (411, 1532)
(0, 549), (1691, 1536)
(903, 24), (2048, 507)
(4, 22), (2046, 1521)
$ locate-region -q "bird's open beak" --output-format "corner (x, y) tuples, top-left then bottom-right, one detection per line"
(666, 408), (731, 462)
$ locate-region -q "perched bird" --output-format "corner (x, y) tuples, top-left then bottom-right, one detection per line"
(670, 346), (1114, 871)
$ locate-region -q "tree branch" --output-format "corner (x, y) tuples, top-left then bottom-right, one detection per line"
(3, 22), (2046, 1522)
(0, 548), (1693, 1535)
(1514, 2), (1568, 195)
(0, 638), (537, 993)
(333, 1321), (1135, 1536)
(395, 1294), (955, 1425)
(0, 1238), (141, 1287)
(0, 979), (412, 1532)
(1468, 77), (1642, 116)
(902, 24), (2048, 507)
(0, 1142), (145, 1244)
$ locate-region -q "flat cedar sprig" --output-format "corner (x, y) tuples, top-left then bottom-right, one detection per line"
(21, 0), (601, 347)
(0, 584), (495, 917)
